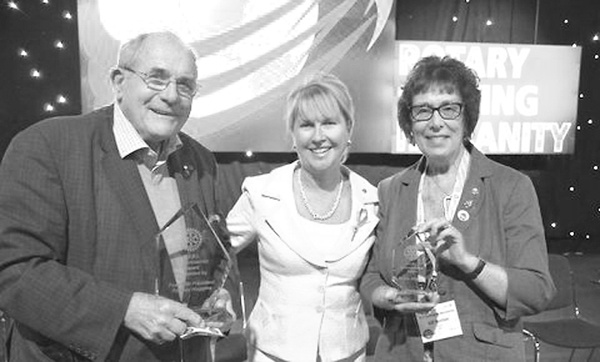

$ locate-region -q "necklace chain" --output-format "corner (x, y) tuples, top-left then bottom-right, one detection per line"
(427, 175), (453, 197)
(425, 149), (463, 197)
(297, 168), (344, 221)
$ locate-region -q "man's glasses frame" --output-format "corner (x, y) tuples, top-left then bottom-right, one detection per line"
(120, 66), (198, 99)
(409, 102), (464, 122)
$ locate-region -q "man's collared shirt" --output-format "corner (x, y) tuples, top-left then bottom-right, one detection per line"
(113, 105), (188, 299)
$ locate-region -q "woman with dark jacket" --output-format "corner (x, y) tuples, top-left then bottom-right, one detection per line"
(361, 56), (556, 362)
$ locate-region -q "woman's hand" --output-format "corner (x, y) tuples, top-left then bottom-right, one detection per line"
(417, 218), (479, 273)
(416, 218), (508, 307)
(198, 288), (236, 331)
(371, 285), (439, 313)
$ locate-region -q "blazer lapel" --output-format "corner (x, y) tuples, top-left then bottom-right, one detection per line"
(325, 170), (378, 262)
(169, 145), (207, 215)
(260, 164), (381, 266)
(99, 109), (159, 270)
(266, 203), (329, 267)
(384, 163), (422, 281)
(396, 161), (422, 238)
(452, 146), (492, 256)
(260, 164), (330, 267)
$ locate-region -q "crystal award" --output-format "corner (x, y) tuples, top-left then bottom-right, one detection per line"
(153, 203), (235, 336)
(391, 229), (438, 302)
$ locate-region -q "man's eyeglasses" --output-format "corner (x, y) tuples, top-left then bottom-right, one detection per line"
(120, 66), (198, 99)
(409, 103), (463, 122)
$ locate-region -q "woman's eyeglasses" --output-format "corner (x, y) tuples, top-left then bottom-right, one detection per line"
(410, 103), (463, 122)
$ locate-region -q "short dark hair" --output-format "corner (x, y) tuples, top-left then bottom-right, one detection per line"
(397, 56), (481, 143)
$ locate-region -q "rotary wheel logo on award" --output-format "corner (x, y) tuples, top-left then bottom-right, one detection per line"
(404, 244), (419, 261)
(186, 228), (203, 252)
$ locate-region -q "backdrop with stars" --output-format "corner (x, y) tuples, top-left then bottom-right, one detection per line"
(0, 0), (599, 249)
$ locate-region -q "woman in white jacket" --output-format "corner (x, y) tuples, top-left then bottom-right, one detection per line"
(227, 73), (378, 361)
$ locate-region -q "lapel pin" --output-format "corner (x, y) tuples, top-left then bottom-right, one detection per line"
(182, 164), (194, 179)
(457, 210), (470, 222)
(471, 187), (479, 196)
(463, 200), (473, 209)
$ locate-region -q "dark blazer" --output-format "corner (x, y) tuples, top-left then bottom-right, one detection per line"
(0, 106), (227, 361)
(361, 144), (556, 362)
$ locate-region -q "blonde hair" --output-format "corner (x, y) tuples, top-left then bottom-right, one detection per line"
(286, 73), (355, 134)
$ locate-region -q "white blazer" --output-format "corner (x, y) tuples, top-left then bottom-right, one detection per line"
(227, 162), (378, 361)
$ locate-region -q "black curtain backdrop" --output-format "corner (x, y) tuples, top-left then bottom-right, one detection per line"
(1, 0), (599, 249)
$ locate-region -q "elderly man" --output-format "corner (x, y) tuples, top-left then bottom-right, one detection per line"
(0, 31), (238, 361)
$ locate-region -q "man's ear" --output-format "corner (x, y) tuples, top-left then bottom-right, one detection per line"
(109, 67), (125, 98)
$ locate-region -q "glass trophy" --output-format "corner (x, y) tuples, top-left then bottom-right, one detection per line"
(391, 228), (438, 303)
(153, 202), (244, 361)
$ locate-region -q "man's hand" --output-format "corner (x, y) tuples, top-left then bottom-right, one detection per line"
(124, 292), (204, 344)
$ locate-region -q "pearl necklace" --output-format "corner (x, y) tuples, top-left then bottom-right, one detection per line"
(297, 168), (344, 221)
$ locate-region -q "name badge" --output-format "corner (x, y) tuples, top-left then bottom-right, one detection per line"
(415, 300), (463, 343)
